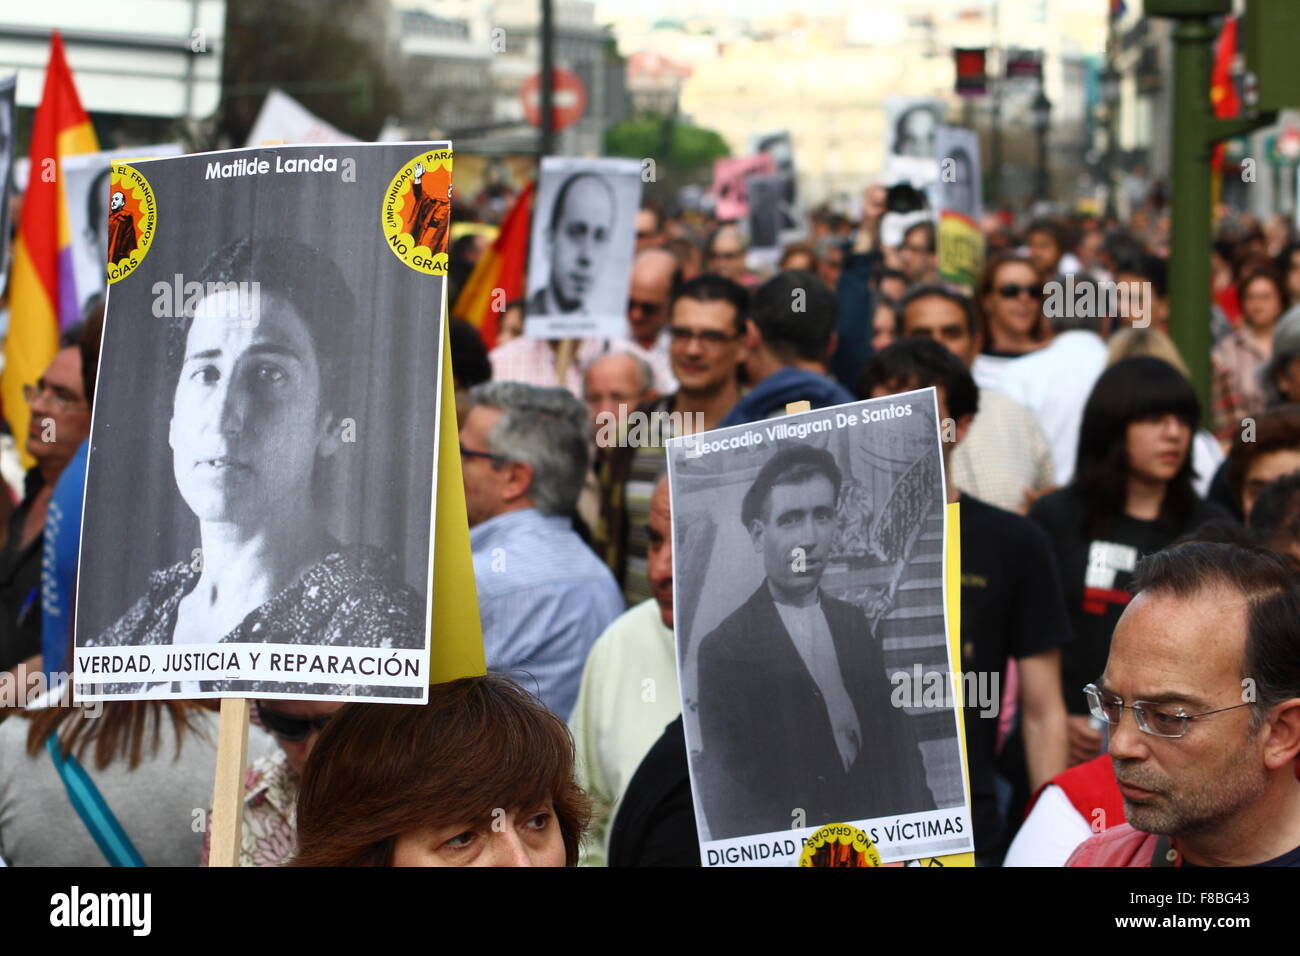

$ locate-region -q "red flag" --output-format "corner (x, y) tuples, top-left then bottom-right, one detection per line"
(452, 182), (534, 350)
(1210, 15), (1239, 175)
(2, 31), (99, 468)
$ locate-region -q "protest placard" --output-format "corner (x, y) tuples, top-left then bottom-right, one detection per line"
(60, 144), (183, 316)
(73, 143), (455, 704)
(935, 126), (984, 294)
(666, 389), (974, 865)
(709, 153), (775, 223)
(884, 96), (945, 188)
(524, 156), (642, 340)
(0, 73), (13, 294)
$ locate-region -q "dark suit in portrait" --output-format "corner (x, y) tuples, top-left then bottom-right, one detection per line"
(695, 581), (935, 840)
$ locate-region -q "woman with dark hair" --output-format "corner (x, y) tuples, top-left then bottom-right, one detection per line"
(1211, 268), (1287, 444)
(972, 253), (1049, 391)
(290, 674), (590, 867)
(1028, 357), (1227, 766)
(87, 237), (424, 694)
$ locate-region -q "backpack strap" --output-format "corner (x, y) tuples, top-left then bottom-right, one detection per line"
(45, 734), (146, 867)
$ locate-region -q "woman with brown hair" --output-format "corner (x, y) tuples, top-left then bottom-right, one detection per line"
(1211, 268), (1288, 444)
(972, 252), (1050, 391)
(0, 694), (273, 865)
(291, 674), (590, 867)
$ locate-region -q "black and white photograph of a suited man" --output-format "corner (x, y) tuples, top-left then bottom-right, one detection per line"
(527, 171), (615, 319)
(695, 443), (936, 841)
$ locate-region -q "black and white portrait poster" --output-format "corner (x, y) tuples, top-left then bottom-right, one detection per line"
(748, 129), (804, 245)
(61, 144), (183, 316)
(883, 96), (945, 188)
(666, 389), (973, 865)
(525, 156), (642, 340)
(0, 73), (14, 295)
(935, 126), (984, 293)
(745, 174), (784, 254)
(73, 142), (453, 703)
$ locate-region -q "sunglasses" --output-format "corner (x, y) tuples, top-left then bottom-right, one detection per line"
(628, 298), (663, 317)
(997, 283), (1044, 300)
(255, 701), (333, 742)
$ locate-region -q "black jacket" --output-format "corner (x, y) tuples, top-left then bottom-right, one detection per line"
(695, 582), (934, 840)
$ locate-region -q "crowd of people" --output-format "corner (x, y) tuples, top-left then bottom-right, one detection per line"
(2, 174), (1300, 869)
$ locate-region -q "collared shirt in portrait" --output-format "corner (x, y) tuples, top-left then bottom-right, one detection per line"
(773, 596), (861, 773)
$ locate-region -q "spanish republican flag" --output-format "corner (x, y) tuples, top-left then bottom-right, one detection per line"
(3, 32), (99, 468)
(1209, 15), (1238, 191)
(452, 181), (533, 350)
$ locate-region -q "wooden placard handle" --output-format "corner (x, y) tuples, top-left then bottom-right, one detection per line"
(785, 400), (812, 415)
(208, 697), (251, 867)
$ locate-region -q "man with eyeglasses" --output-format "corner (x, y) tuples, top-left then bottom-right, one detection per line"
(0, 325), (91, 675)
(1066, 542), (1300, 867)
(459, 381), (624, 720)
(594, 274), (749, 605)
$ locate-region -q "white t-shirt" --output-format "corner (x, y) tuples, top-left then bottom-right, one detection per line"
(1002, 783), (1094, 867)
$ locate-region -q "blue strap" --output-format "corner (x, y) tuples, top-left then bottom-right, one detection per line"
(45, 735), (146, 867)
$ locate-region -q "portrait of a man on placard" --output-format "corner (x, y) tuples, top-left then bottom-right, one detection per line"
(693, 443), (936, 840)
(528, 171), (616, 319)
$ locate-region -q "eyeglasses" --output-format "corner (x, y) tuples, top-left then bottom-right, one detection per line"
(903, 243), (932, 255)
(23, 382), (87, 412)
(255, 701), (332, 742)
(628, 298), (663, 318)
(997, 283), (1044, 300)
(711, 249), (744, 260)
(668, 326), (739, 348)
(459, 443), (508, 464)
(1083, 683), (1254, 739)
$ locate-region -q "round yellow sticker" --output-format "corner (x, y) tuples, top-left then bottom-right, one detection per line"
(106, 162), (156, 284)
(798, 823), (883, 867)
(382, 149), (453, 275)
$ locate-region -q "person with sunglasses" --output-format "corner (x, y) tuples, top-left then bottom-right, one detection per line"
(197, 699), (339, 867)
(1066, 542), (1300, 867)
(1000, 271), (1114, 486)
(594, 274), (750, 605)
(971, 253), (1050, 393)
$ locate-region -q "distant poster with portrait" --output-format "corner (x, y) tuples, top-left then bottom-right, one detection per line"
(524, 156), (642, 339)
(0, 73), (14, 294)
(61, 144), (183, 317)
(709, 153), (775, 222)
(884, 96), (946, 188)
(666, 390), (973, 865)
(73, 142), (453, 703)
(749, 130), (804, 245)
(935, 126), (984, 294)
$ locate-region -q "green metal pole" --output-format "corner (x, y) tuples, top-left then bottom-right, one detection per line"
(1167, 16), (1216, 424)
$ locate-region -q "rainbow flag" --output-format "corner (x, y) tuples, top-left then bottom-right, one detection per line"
(3, 32), (99, 468)
(452, 181), (533, 350)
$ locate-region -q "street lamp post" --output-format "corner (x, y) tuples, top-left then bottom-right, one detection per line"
(1101, 67), (1121, 219)
(1032, 90), (1052, 203)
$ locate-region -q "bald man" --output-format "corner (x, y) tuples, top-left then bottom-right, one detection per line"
(611, 248), (679, 393)
(530, 172), (617, 318)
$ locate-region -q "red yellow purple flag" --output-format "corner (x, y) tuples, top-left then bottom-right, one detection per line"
(452, 181), (533, 350)
(3, 32), (99, 468)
